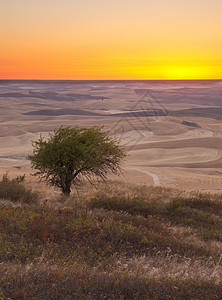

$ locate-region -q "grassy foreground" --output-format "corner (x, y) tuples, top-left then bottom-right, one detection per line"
(0, 176), (221, 299)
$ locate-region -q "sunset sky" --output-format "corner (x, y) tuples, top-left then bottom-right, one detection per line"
(1, 0), (222, 80)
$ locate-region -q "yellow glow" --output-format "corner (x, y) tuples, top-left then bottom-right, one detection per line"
(161, 65), (213, 80)
(1, 1), (222, 80)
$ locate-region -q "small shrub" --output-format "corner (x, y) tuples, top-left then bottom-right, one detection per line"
(15, 174), (26, 183)
(0, 173), (37, 203)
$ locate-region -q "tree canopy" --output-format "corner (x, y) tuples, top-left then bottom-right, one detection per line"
(28, 125), (126, 195)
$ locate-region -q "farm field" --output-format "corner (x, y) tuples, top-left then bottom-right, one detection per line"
(1, 80), (222, 192)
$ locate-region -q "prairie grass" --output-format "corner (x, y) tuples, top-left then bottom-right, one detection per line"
(91, 186), (222, 245)
(0, 179), (221, 298)
(0, 261), (221, 299)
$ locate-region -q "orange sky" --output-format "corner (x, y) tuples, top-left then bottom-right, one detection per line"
(1, 0), (222, 80)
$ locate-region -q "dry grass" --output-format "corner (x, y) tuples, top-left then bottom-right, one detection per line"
(0, 259), (221, 299)
(0, 178), (221, 298)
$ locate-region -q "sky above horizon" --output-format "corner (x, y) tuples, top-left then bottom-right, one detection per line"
(1, 0), (222, 80)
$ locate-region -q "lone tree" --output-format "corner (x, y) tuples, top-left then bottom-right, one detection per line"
(28, 125), (126, 196)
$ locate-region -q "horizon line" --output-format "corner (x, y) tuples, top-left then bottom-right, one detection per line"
(0, 78), (222, 82)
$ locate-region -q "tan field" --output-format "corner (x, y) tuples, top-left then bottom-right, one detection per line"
(1, 79), (222, 192)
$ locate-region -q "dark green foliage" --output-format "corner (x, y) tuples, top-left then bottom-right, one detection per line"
(0, 173), (37, 203)
(28, 126), (126, 195)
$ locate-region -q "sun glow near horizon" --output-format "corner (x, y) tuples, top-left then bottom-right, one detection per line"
(1, 0), (222, 80)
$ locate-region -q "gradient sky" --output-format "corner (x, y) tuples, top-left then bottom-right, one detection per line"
(1, 0), (222, 79)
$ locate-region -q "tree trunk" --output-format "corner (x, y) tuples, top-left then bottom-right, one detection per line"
(62, 182), (71, 196)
